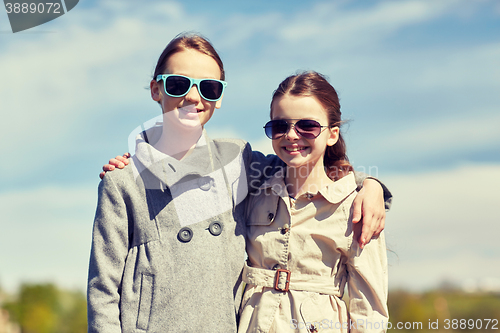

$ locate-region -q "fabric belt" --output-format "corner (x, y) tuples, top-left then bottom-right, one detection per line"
(242, 263), (342, 297)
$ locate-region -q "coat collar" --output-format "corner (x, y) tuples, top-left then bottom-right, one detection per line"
(259, 170), (357, 204)
(131, 125), (217, 188)
(318, 172), (357, 204)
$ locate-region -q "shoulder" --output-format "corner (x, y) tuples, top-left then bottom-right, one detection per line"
(212, 137), (248, 152)
(98, 162), (140, 195)
(211, 138), (249, 164)
(212, 137), (247, 146)
(319, 172), (357, 206)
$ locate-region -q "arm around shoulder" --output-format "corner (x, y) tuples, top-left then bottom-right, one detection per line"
(353, 171), (392, 210)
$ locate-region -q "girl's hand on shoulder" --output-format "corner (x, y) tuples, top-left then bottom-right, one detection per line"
(352, 178), (385, 249)
(99, 153), (131, 179)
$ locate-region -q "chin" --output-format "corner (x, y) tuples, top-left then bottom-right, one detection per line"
(278, 156), (303, 168)
(177, 118), (203, 130)
(198, 112), (214, 126)
(285, 156), (322, 170)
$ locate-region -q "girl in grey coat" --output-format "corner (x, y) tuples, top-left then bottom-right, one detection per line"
(88, 33), (390, 333)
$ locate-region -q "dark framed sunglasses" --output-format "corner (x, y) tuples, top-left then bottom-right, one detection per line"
(156, 74), (227, 102)
(263, 119), (330, 140)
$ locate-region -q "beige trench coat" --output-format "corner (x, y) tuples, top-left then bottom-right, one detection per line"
(238, 172), (388, 333)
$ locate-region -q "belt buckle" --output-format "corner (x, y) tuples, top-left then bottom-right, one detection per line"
(274, 268), (291, 292)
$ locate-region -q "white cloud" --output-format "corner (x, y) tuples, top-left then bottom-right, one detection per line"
(372, 108), (500, 158)
(384, 163), (500, 290)
(389, 254), (500, 291)
(214, 12), (283, 50)
(276, 0), (462, 46)
(0, 185), (97, 292)
(385, 163), (499, 230)
(99, 0), (184, 19)
(412, 42), (500, 90)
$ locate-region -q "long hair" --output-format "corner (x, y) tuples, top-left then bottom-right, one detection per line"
(153, 32), (225, 80)
(270, 71), (353, 180)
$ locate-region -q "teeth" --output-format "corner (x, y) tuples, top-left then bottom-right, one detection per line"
(179, 106), (197, 113)
(285, 147), (305, 152)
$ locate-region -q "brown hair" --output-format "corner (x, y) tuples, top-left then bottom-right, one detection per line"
(152, 32), (225, 80)
(270, 71), (353, 181)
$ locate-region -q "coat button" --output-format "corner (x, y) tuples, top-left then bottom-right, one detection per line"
(177, 227), (193, 242)
(208, 221), (223, 236)
(281, 224), (289, 235)
(309, 323), (318, 332)
(198, 177), (213, 191)
(268, 213), (274, 221)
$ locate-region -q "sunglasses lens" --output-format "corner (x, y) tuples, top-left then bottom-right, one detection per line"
(200, 80), (224, 101)
(162, 75), (224, 101)
(295, 120), (322, 138)
(165, 76), (191, 96)
(264, 120), (289, 139)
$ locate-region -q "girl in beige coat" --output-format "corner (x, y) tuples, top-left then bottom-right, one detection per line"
(238, 72), (389, 333)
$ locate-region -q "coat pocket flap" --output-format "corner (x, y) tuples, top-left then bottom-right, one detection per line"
(137, 273), (154, 330)
(246, 192), (279, 226)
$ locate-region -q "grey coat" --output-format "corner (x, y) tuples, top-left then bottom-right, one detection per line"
(87, 127), (281, 333)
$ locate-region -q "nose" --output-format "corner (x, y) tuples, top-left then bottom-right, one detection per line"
(184, 84), (201, 103)
(285, 123), (300, 141)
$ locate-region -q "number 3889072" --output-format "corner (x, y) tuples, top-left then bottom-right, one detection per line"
(5, 3), (62, 14)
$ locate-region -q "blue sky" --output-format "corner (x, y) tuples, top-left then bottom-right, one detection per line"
(1, 0), (499, 293)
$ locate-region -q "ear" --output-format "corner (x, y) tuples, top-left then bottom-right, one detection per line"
(327, 126), (339, 146)
(150, 79), (161, 102)
(215, 93), (224, 109)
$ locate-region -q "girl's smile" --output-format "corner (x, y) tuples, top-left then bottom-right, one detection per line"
(178, 105), (201, 119)
(282, 145), (309, 154)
